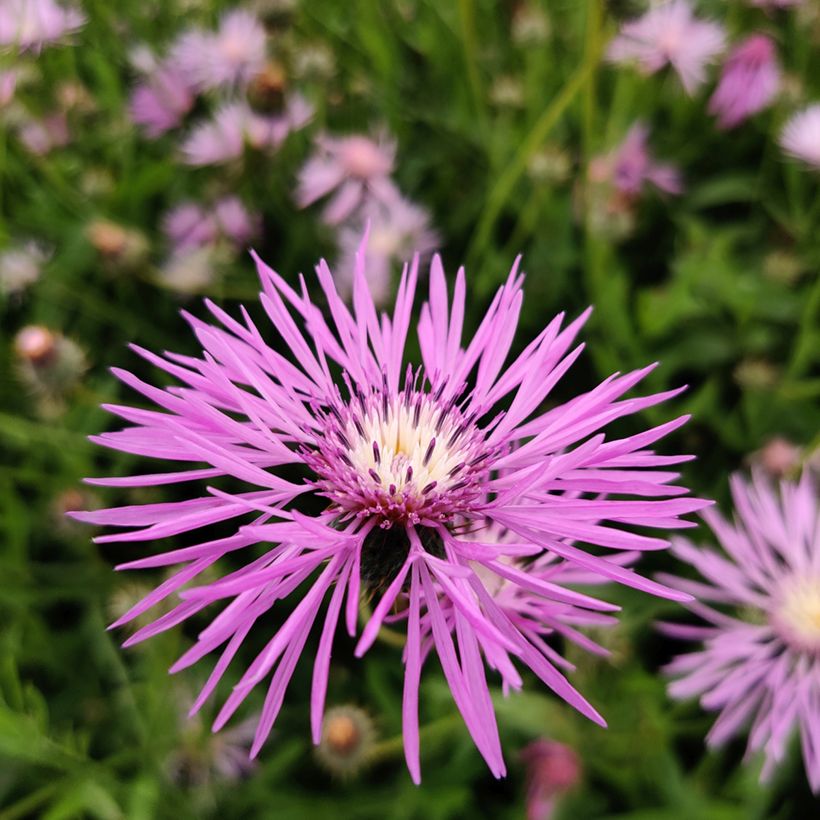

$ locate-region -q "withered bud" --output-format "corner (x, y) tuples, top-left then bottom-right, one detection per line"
(315, 705), (376, 778)
(247, 62), (287, 114)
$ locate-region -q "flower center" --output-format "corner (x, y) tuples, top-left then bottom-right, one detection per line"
(303, 375), (491, 527)
(771, 575), (820, 653)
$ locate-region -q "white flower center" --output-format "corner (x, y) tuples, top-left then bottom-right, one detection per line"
(345, 395), (473, 500)
(772, 575), (820, 653)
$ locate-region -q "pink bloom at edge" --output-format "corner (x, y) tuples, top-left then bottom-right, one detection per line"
(607, 0), (726, 94)
(130, 62), (195, 138)
(521, 739), (581, 820)
(660, 472), (820, 793)
(709, 35), (780, 130)
(76, 236), (708, 783)
(780, 105), (820, 171)
(0, 0), (85, 51)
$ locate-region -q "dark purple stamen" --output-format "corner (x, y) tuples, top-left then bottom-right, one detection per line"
(388, 484), (397, 495)
(422, 481), (437, 494)
(423, 437), (436, 466)
(368, 468), (382, 484)
(372, 441), (381, 464)
(406, 466), (414, 482)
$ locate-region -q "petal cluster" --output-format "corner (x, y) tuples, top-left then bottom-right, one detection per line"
(660, 472), (820, 792)
(80, 242), (706, 780)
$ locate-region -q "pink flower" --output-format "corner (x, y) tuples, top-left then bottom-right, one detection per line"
(163, 198), (260, 251)
(0, 0), (84, 51)
(780, 105), (820, 170)
(521, 740), (581, 820)
(589, 124), (682, 199)
(214, 196), (261, 247)
(0, 69), (17, 106)
(172, 10), (267, 92)
(660, 472), (820, 793)
(130, 62), (195, 138)
(709, 35), (780, 129)
(182, 96), (311, 166)
(337, 197), (439, 305)
(162, 203), (218, 253)
(18, 111), (69, 155)
(607, 0), (726, 94)
(77, 239), (707, 782)
(297, 133), (399, 224)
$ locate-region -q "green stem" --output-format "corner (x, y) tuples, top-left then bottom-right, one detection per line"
(358, 600), (406, 649)
(466, 36), (601, 269)
(457, 0), (488, 141)
(367, 713), (462, 763)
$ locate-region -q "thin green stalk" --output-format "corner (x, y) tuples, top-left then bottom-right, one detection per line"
(467, 38), (600, 269)
(367, 713), (462, 763)
(457, 0), (488, 141)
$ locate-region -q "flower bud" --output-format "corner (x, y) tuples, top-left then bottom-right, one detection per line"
(315, 705), (376, 778)
(521, 740), (581, 820)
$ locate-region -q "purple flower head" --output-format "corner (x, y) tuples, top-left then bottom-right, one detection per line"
(171, 10), (267, 92)
(77, 239), (707, 782)
(607, 0), (726, 94)
(297, 132), (399, 225)
(18, 111), (69, 155)
(780, 105), (820, 171)
(521, 739), (581, 820)
(214, 196), (261, 248)
(182, 96), (311, 167)
(0, 0), (85, 52)
(660, 472), (820, 792)
(163, 203), (218, 253)
(709, 35), (780, 130)
(337, 196), (440, 306)
(589, 124), (682, 199)
(130, 61), (195, 138)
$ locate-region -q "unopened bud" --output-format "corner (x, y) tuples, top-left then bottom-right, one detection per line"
(521, 740), (581, 820)
(87, 220), (149, 270)
(247, 62), (287, 114)
(315, 705), (376, 778)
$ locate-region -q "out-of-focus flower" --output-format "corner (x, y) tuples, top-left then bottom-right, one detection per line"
(337, 197), (439, 305)
(709, 35), (780, 129)
(182, 95), (311, 166)
(172, 10), (267, 92)
(56, 80), (94, 113)
(589, 123), (682, 199)
(0, 0), (85, 52)
(17, 111), (69, 155)
(130, 61), (195, 137)
(159, 244), (226, 294)
(527, 145), (572, 186)
(511, 4), (551, 46)
(521, 740), (581, 820)
(163, 198), (260, 252)
(77, 240), (706, 783)
(14, 324), (87, 416)
(51, 486), (100, 536)
(749, 437), (802, 479)
(734, 358), (779, 391)
(660, 472), (820, 793)
(291, 42), (336, 82)
(297, 132), (398, 224)
(607, 0), (726, 94)
(315, 706), (377, 778)
(0, 68), (17, 106)
(247, 61), (286, 114)
(214, 196), (261, 247)
(780, 104), (820, 170)
(489, 75), (526, 108)
(163, 203), (218, 253)
(763, 249), (805, 285)
(0, 241), (48, 295)
(86, 220), (149, 270)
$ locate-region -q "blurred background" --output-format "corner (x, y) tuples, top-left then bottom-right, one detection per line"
(1, 0), (818, 817)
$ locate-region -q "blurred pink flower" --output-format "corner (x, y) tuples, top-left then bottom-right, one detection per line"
(0, 69), (17, 106)
(750, 437), (802, 479)
(163, 198), (260, 252)
(521, 740), (581, 820)
(337, 197), (439, 305)
(163, 203), (218, 253)
(589, 124), (682, 199)
(18, 111), (69, 155)
(0, 0), (85, 51)
(780, 104), (820, 170)
(182, 96), (311, 166)
(660, 472), (820, 793)
(297, 133), (398, 224)
(130, 62), (195, 138)
(709, 35), (780, 129)
(214, 196), (261, 247)
(607, 0), (726, 94)
(172, 10), (267, 92)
